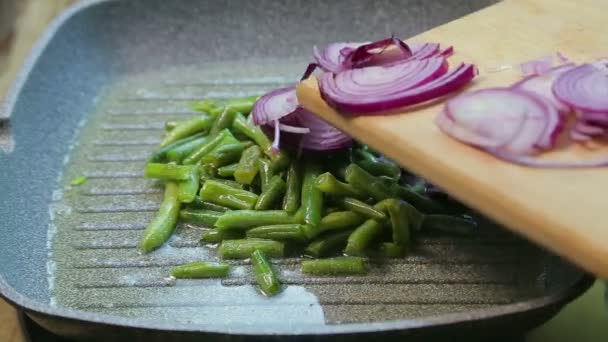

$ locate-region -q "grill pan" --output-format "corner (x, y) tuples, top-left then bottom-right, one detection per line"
(0, 0), (593, 340)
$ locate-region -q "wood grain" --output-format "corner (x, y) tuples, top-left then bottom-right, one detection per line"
(0, 1), (77, 341)
(297, 0), (608, 278)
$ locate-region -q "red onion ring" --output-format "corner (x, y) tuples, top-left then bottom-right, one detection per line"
(320, 61), (476, 114)
(313, 42), (366, 72)
(251, 87), (299, 125)
(552, 62), (608, 113)
(512, 63), (574, 114)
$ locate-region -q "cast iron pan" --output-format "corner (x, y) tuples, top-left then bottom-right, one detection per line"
(0, 0), (593, 340)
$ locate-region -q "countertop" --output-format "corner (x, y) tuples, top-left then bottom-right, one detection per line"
(0, 1), (606, 341)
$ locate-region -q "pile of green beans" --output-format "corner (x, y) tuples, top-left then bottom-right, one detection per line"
(141, 96), (477, 297)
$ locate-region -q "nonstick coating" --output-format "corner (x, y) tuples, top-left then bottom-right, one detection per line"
(0, 0), (592, 340)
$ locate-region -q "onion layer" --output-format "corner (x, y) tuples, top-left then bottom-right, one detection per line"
(552, 62), (608, 113)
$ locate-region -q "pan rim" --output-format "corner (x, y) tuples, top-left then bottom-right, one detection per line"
(0, 0), (594, 336)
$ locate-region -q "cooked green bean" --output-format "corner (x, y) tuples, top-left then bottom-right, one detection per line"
(233, 113), (272, 153)
(257, 158), (273, 191)
(302, 211), (364, 239)
(344, 164), (392, 201)
(177, 166), (200, 203)
(200, 142), (247, 168)
(179, 209), (222, 226)
(246, 224), (307, 241)
(301, 160), (323, 226)
(301, 257), (366, 276)
(355, 150), (401, 179)
(214, 210), (294, 230)
(251, 250), (282, 296)
(218, 239), (284, 259)
(343, 218), (386, 256)
(315, 172), (364, 198)
(393, 185), (447, 214)
(223, 95), (260, 115)
(200, 229), (242, 243)
(171, 261), (230, 279)
(208, 178), (245, 189)
(145, 163), (194, 181)
(165, 120), (178, 131)
(166, 135), (209, 163)
(140, 182), (181, 253)
(217, 163), (238, 178)
(234, 145), (261, 185)
(422, 215), (477, 235)
(383, 199), (411, 247)
(282, 161), (302, 213)
(269, 150), (291, 172)
(199, 180), (258, 210)
(149, 132), (206, 163)
(380, 242), (406, 258)
(254, 175), (286, 210)
(161, 115), (212, 147)
(191, 99), (222, 114)
(189, 196), (232, 212)
(182, 129), (230, 165)
(209, 108), (237, 135)
(304, 230), (352, 258)
(233, 113), (286, 163)
(341, 197), (386, 220)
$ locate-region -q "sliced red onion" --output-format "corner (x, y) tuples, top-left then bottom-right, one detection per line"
(295, 109), (352, 151)
(313, 42), (366, 72)
(271, 120), (280, 152)
(320, 62), (476, 114)
(251, 87), (299, 125)
(512, 63), (574, 113)
(342, 37), (412, 70)
(520, 55), (554, 76)
(409, 43), (440, 60)
(278, 123), (310, 134)
(574, 120), (605, 136)
(569, 129), (592, 142)
(442, 88), (553, 155)
(552, 62), (608, 112)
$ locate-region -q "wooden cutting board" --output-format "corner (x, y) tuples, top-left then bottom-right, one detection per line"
(297, 0), (608, 278)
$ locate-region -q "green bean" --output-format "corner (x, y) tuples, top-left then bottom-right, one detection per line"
(355, 149), (401, 179)
(161, 115), (212, 147)
(269, 150), (291, 172)
(199, 180), (258, 210)
(251, 250), (282, 296)
(208, 178), (245, 190)
(302, 211), (365, 239)
(217, 163), (238, 178)
(165, 120), (178, 131)
(145, 163), (194, 181)
(171, 261), (230, 279)
(315, 172), (364, 198)
(393, 185), (447, 214)
(214, 210), (294, 230)
(191, 99), (221, 113)
(246, 224), (307, 241)
(200, 142), (246, 168)
(233, 113), (286, 162)
(166, 136), (209, 163)
(304, 230), (352, 258)
(409, 178), (427, 194)
(234, 145), (261, 185)
(380, 242), (406, 258)
(218, 239), (284, 259)
(189, 196), (232, 212)
(179, 209), (223, 226)
(301, 257), (366, 276)
(209, 108), (237, 135)
(345, 164), (392, 201)
(177, 166), (200, 203)
(383, 199), (411, 247)
(341, 197), (386, 220)
(140, 182), (181, 253)
(149, 132), (206, 163)
(282, 161), (302, 213)
(343, 218), (386, 256)
(254, 176), (286, 210)
(223, 95), (260, 115)
(421, 215), (477, 235)
(182, 129), (229, 165)
(233, 113), (272, 152)
(399, 199), (424, 231)
(257, 158), (273, 191)
(301, 160), (323, 226)
(200, 229), (242, 243)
